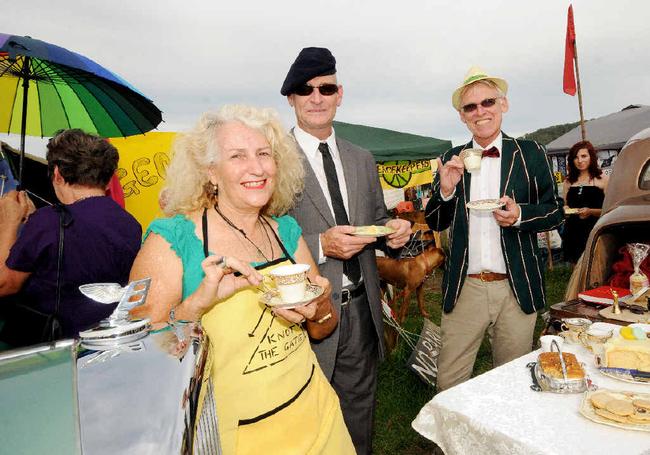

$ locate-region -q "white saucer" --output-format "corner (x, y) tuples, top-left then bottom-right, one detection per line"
(466, 199), (505, 211)
(260, 284), (324, 309)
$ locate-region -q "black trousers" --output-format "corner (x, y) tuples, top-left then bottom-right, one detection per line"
(331, 290), (379, 455)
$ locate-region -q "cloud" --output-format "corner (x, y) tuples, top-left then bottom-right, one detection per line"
(3, 0), (650, 151)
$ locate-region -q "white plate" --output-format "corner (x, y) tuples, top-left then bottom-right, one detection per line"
(466, 199), (505, 211)
(260, 283), (324, 309)
(352, 225), (395, 237)
(589, 322), (622, 337)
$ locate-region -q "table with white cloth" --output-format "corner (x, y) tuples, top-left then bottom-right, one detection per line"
(412, 342), (650, 455)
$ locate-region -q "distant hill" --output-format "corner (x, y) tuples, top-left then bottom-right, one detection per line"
(520, 121), (580, 145)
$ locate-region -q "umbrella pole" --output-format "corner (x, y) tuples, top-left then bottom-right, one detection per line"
(18, 56), (31, 189)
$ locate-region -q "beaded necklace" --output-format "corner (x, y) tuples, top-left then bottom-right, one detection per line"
(213, 203), (274, 262)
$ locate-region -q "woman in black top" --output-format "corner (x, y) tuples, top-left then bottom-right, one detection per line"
(562, 140), (609, 264)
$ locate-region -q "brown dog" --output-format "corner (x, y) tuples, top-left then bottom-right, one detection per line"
(376, 243), (445, 323)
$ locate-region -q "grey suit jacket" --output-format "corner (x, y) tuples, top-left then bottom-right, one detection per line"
(289, 136), (389, 380)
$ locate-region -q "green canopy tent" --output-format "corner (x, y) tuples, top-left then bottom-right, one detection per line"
(333, 121), (451, 162)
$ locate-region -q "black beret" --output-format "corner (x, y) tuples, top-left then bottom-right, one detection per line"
(280, 47), (336, 96)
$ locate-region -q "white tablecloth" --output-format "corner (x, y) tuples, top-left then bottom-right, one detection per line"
(412, 343), (650, 455)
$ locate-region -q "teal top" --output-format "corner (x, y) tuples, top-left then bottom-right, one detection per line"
(145, 214), (302, 299)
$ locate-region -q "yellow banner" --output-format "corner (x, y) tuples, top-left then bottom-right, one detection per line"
(110, 132), (176, 230)
(110, 134), (439, 227)
(378, 159), (437, 190)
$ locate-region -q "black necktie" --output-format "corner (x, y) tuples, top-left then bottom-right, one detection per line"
(319, 142), (361, 284)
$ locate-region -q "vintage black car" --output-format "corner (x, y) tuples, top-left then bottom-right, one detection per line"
(551, 127), (650, 324)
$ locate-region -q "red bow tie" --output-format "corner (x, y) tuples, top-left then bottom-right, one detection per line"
(482, 146), (500, 158)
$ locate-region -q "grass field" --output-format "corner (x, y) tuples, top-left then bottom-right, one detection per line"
(372, 264), (574, 454)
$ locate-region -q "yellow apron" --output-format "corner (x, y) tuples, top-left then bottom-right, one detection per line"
(201, 259), (355, 455)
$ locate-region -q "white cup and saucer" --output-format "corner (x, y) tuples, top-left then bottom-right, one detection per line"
(260, 264), (323, 309)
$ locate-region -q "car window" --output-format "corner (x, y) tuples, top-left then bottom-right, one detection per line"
(640, 159), (650, 190)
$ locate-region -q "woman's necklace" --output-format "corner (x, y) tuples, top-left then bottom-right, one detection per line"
(213, 204), (274, 262)
(576, 174), (592, 196)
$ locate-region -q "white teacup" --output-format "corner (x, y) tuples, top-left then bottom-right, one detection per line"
(540, 335), (564, 352)
(561, 317), (592, 334)
(579, 326), (613, 351)
(269, 264), (310, 304)
(461, 148), (483, 173)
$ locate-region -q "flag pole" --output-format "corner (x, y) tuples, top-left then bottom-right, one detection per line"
(573, 34), (587, 141)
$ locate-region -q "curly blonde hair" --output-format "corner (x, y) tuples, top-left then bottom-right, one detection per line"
(162, 105), (304, 217)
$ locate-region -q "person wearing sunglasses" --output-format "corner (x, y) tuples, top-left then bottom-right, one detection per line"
(281, 47), (411, 455)
(424, 66), (564, 391)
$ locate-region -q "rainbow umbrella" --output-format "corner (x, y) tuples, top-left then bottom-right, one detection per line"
(0, 33), (163, 184)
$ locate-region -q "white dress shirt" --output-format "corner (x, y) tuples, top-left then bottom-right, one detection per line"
(293, 126), (355, 286)
(467, 134), (507, 274)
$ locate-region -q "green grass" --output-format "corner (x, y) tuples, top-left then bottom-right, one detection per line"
(372, 265), (574, 454)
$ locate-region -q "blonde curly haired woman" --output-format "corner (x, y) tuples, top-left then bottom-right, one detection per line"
(130, 105), (354, 454)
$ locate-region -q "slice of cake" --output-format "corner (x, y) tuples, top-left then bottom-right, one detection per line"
(604, 338), (650, 372)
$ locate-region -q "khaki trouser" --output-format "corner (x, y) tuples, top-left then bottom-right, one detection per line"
(436, 277), (537, 391)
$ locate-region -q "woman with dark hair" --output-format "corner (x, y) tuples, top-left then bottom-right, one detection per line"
(0, 129), (142, 346)
(562, 140), (609, 263)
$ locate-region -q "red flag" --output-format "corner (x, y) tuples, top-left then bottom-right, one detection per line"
(563, 5), (577, 95)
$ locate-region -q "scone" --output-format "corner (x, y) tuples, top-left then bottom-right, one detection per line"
(605, 399), (635, 417)
(594, 407), (631, 424)
(590, 392), (615, 409)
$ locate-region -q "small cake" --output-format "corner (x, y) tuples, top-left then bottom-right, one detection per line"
(604, 337), (650, 372)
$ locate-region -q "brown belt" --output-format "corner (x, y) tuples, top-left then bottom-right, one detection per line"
(467, 271), (508, 282)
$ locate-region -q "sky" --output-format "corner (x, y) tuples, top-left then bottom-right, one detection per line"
(4, 0), (650, 154)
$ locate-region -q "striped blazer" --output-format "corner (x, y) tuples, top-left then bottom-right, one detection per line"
(425, 133), (564, 314)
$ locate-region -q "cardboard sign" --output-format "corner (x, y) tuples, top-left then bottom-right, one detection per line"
(110, 132), (176, 230)
(407, 318), (442, 387)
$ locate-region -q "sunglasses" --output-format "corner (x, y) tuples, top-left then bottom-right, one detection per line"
(293, 83), (339, 97)
(461, 97), (498, 113)
(618, 302), (649, 315)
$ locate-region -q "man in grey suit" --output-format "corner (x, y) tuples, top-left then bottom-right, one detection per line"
(426, 66), (564, 391)
(281, 47), (411, 454)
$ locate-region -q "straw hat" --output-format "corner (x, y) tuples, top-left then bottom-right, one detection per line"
(451, 66), (508, 110)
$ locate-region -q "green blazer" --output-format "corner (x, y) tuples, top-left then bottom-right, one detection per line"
(425, 134), (564, 314)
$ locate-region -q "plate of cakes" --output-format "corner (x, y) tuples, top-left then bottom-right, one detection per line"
(580, 389), (650, 432)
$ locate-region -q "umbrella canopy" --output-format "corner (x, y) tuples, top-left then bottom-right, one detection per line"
(0, 33), (162, 183)
(333, 121), (451, 162)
